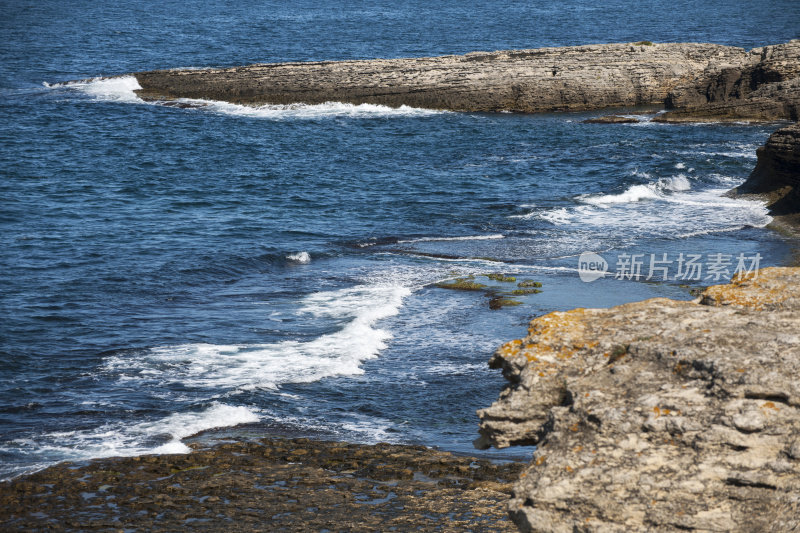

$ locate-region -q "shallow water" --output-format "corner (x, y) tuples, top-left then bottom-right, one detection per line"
(2, 0), (799, 478)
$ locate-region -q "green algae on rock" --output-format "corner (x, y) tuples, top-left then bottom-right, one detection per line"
(489, 297), (523, 310)
(435, 278), (487, 291)
(487, 274), (517, 282)
(510, 288), (542, 296)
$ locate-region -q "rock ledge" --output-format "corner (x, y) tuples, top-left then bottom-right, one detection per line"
(478, 267), (800, 532)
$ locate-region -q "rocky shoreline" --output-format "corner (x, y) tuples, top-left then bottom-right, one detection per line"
(477, 267), (800, 532)
(12, 41), (797, 531)
(0, 436), (525, 532)
(731, 121), (800, 233)
(128, 39), (800, 221)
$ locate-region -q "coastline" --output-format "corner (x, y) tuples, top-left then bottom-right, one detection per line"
(478, 267), (800, 531)
(5, 39), (800, 532)
(0, 435), (524, 532)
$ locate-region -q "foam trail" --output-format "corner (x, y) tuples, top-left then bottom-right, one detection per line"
(103, 285), (411, 391)
(45, 76), (144, 103)
(0, 403), (260, 480)
(180, 98), (446, 119)
(514, 183), (771, 237)
(397, 234), (504, 243)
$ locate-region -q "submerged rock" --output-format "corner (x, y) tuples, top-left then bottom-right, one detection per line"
(435, 277), (487, 291)
(489, 297), (523, 310)
(582, 115), (639, 124)
(477, 267), (800, 532)
(487, 274), (517, 282)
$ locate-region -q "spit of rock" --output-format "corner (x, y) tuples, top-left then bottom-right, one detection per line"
(132, 43), (752, 113)
(0, 437), (524, 532)
(477, 267), (800, 532)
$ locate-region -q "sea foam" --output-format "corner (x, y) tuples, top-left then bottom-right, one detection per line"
(0, 403), (260, 480)
(103, 284), (411, 391)
(45, 76), (444, 119)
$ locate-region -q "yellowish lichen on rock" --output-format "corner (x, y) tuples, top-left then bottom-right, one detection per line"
(701, 267), (798, 310)
(520, 308), (596, 361)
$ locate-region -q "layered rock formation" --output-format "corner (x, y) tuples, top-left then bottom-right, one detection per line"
(133, 43), (751, 112)
(476, 267), (800, 532)
(730, 122), (800, 229)
(657, 40), (800, 122)
(131, 40), (800, 119)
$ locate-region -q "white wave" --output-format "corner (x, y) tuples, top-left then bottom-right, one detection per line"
(675, 162), (686, 169)
(516, 185), (771, 237)
(581, 174), (691, 206)
(583, 183), (661, 205)
(695, 150), (758, 159)
(0, 403), (260, 480)
(286, 251), (311, 263)
(397, 234), (504, 244)
(103, 285), (410, 391)
(707, 173), (743, 187)
(166, 98), (445, 119)
(536, 207), (573, 225)
(630, 169), (654, 179)
(45, 76), (144, 103)
(45, 76), (444, 119)
(674, 226), (746, 238)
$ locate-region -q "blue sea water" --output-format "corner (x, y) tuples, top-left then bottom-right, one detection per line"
(1, 1), (799, 479)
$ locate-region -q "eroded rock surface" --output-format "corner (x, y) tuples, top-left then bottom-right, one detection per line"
(657, 40), (800, 122)
(0, 437), (524, 532)
(477, 267), (800, 532)
(728, 121), (800, 229)
(133, 42), (751, 112)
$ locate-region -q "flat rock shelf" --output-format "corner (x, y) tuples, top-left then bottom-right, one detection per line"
(0, 437), (525, 532)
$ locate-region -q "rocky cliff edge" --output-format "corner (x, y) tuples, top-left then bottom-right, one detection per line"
(476, 267), (800, 532)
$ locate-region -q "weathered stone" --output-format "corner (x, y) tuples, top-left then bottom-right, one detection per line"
(728, 121), (800, 231)
(0, 437), (525, 532)
(478, 267), (800, 532)
(131, 42), (753, 113)
(656, 40), (800, 122)
(582, 115), (640, 124)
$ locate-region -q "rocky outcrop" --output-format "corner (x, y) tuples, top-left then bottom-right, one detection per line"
(477, 267), (800, 532)
(132, 43), (752, 113)
(656, 40), (800, 122)
(730, 121), (800, 229)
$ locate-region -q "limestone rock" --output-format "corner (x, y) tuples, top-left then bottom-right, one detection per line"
(131, 43), (752, 113)
(656, 40), (800, 122)
(582, 115), (640, 124)
(477, 267), (800, 532)
(729, 121), (800, 229)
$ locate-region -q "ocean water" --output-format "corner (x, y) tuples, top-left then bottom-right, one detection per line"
(2, 1), (799, 479)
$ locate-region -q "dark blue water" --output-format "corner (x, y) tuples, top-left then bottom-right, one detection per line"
(2, 1), (799, 479)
